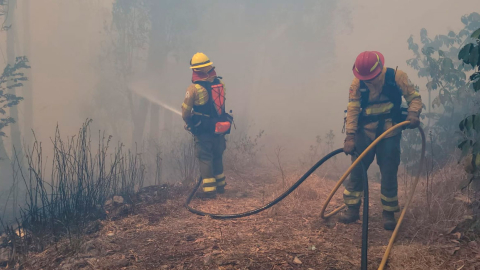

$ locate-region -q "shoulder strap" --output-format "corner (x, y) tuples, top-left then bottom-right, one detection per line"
(382, 67), (402, 108)
(359, 80), (369, 109)
(384, 68), (396, 88)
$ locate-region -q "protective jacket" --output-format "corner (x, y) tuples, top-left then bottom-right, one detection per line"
(346, 67), (422, 140)
(182, 71), (231, 135)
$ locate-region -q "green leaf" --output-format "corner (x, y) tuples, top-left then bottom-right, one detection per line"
(426, 81), (436, 90)
(459, 29), (470, 37)
(469, 45), (479, 67)
(470, 72), (480, 81)
(474, 80), (480, 92)
(438, 50), (445, 57)
(420, 28), (428, 40)
(442, 58), (454, 70)
(460, 118), (466, 131)
(448, 31), (456, 38)
(458, 44), (473, 62)
(422, 47), (435, 56)
(460, 115), (476, 132)
(475, 154), (480, 167)
(472, 28), (480, 39)
(469, 13), (480, 23)
(466, 115), (475, 132)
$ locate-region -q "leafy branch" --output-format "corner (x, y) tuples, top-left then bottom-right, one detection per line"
(0, 56), (30, 137)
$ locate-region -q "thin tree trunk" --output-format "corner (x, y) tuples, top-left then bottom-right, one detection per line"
(0, 135), (13, 181)
(22, 0), (33, 146)
(149, 103), (160, 141)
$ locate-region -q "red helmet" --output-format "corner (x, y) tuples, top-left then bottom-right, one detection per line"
(352, 51), (385, 81)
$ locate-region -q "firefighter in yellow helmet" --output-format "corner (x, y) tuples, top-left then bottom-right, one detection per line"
(340, 51), (422, 230)
(181, 53), (233, 198)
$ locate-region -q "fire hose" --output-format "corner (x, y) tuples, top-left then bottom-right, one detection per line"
(186, 121), (426, 269)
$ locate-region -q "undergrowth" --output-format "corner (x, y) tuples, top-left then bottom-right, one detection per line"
(0, 120), (145, 264)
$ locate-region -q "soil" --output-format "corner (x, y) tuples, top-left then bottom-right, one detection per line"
(23, 170), (480, 270)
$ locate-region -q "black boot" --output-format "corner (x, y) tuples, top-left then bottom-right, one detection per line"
(338, 206), (360, 224)
(197, 191), (216, 199)
(382, 210), (397, 231)
(216, 186), (225, 194)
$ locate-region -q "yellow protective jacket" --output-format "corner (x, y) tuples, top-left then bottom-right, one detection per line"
(346, 67), (422, 139)
(181, 77), (226, 124)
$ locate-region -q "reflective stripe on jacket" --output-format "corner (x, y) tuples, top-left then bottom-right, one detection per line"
(181, 79), (226, 123)
(346, 67), (422, 139)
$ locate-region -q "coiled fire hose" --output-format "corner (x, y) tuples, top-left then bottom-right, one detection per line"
(186, 121), (426, 270)
(320, 121), (426, 270)
(185, 148), (346, 219)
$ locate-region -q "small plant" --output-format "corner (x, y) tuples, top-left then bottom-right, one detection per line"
(267, 146), (287, 188)
(455, 27), (480, 189)
(223, 129), (265, 174)
(171, 137), (198, 184)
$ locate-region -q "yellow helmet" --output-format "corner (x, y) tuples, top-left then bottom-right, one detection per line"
(190, 52), (213, 69)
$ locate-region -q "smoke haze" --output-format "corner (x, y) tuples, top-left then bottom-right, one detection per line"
(0, 0), (476, 170)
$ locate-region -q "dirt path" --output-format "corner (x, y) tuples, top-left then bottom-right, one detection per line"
(26, 171), (480, 270)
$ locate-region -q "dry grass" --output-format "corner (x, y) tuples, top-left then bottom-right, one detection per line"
(11, 138), (480, 269)
(0, 120), (145, 266)
(401, 162), (471, 242)
(19, 164), (480, 269)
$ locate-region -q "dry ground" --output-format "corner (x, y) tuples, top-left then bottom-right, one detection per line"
(23, 169), (480, 270)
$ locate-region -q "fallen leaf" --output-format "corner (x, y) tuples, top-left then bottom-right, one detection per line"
(107, 232), (115, 237)
(451, 240), (460, 244)
(453, 232), (462, 239)
(293, 257), (302, 265)
(308, 245), (316, 251)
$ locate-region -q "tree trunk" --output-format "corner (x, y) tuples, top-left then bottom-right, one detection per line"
(129, 91), (150, 149)
(6, 0), (24, 167)
(149, 103), (160, 141)
(0, 136), (13, 182)
(21, 0), (33, 146)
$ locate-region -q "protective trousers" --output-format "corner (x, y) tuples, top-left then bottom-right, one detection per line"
(194, 133), (226, 195)
(343, 130), (401, 212)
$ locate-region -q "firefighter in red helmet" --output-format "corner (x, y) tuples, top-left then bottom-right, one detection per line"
(340, 51), (422, 230)
(181, 53), (233, 198)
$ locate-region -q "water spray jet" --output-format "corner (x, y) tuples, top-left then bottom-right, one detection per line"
(130, 84), (182, 116)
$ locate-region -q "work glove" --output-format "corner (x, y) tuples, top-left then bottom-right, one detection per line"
(406, 112), (420, 129)
(343, 133), (356, 155)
